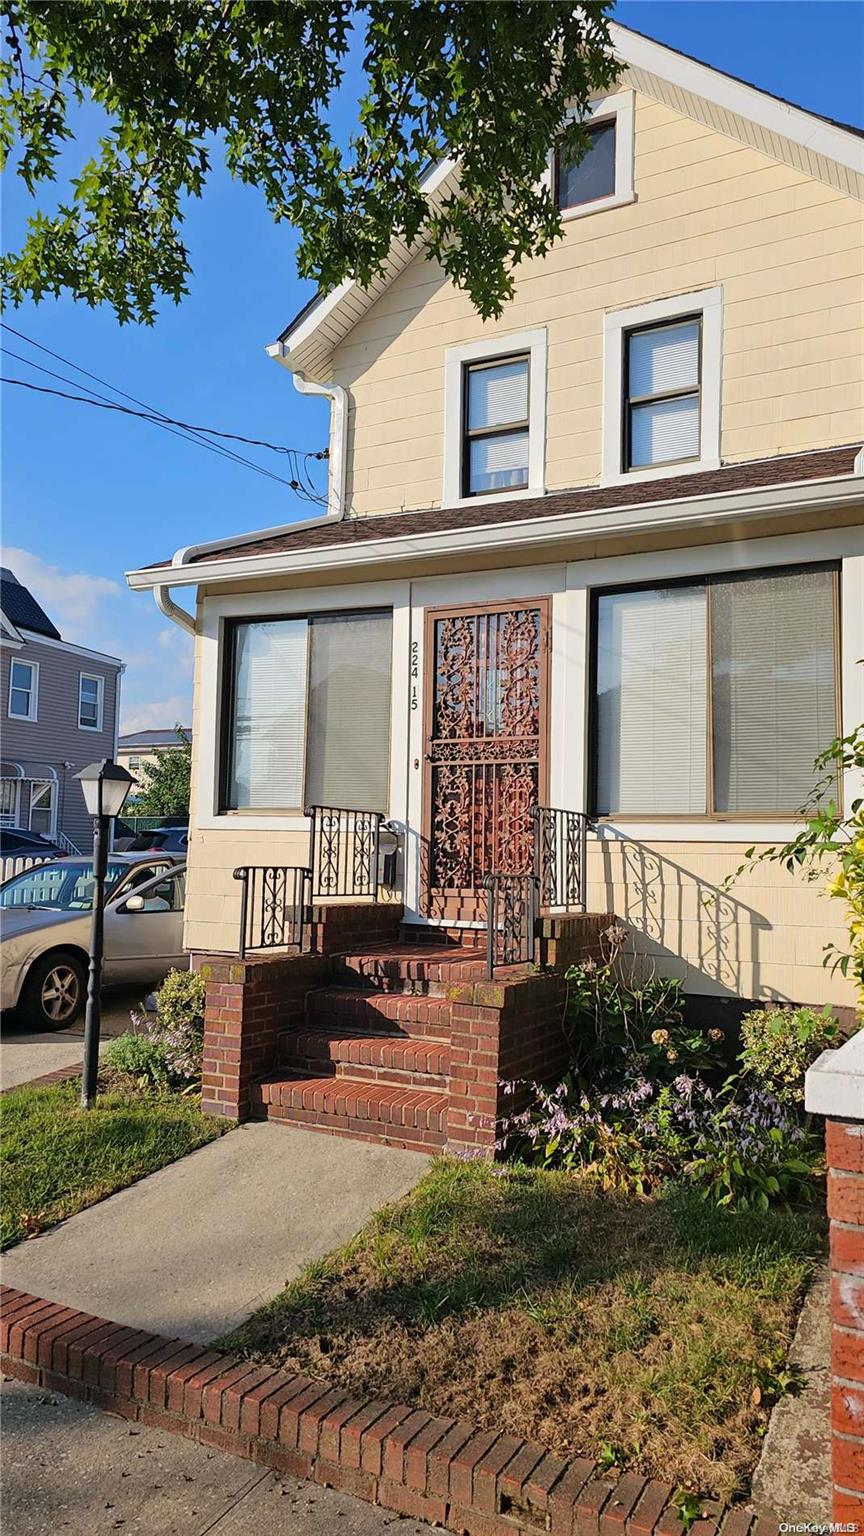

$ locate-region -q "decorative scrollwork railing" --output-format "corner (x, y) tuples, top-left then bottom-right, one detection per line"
(532, 806), (590, 912)
(306, 805), (383, 901)
(233, 865), (312, 959)
(483, 873), (540, 979)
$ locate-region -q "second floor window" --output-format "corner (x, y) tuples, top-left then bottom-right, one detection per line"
(8, 658), (37, 720)
(462, 355), (530, 497)
(79, 673), (104, 731)
(624, 318), (701, 470)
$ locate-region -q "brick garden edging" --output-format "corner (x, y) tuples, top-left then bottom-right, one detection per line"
(0, 1062), (83, 1095)
(1, 1286), (779, 1536)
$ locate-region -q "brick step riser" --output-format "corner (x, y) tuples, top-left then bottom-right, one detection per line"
(332, 959), (485, 996)
(277, 1052), (448, 1093)
(257, 1080), (446, 1134)
(306, 992), (454, 1042)
(254, 1103), (444, 1155)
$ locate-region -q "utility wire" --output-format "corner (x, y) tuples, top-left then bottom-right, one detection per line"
(0, 345), (319, 498)
(1, 322), (328, 504)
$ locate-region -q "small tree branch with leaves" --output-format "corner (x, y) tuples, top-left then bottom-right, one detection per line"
(132, 726), (191, 819)
(1, 1), (617, 325)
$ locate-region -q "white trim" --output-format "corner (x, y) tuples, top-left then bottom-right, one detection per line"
(609, 22), (864, 177)
(126, 467), (863, 592)
(16, 627), (123, 668)
(602, 286), (723, 486)
(0, 610), (24, 645)
(78, 671), (105, 732)
(549, 90), (636, 222)
(195, 578), (410, 832)
(7, 657), (39, 722)
(442, 327), (548, 509)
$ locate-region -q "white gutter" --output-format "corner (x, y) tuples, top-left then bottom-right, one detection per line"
(127, 470), (864, 592)
(151, 369), (347, 633)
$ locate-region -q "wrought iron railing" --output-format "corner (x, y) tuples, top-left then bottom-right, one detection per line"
(483, 873), (540, 978)
(532, 806), (590, 912)
(306, 805), (383, 901)
(233, 865), (312, 959)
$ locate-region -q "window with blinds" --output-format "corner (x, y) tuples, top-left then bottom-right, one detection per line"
(463, 355), (529, 496)
(223, 611), (393, 813)
(625, 318), (701, 470)
(557, 119), (616, 209)
(593, 564), (838, 817)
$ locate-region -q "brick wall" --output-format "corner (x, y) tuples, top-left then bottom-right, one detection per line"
(827, 1118), (864, 1521)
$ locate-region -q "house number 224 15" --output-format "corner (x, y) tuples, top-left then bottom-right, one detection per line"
(410, 640), (419, 710)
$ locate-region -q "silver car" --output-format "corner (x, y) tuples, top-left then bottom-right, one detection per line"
(0, 855), (187, 1028)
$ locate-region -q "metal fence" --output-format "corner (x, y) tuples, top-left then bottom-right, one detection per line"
(307, 806), (383, 901)
(233, 865), (312, 958)
(483, 873), (540, 978)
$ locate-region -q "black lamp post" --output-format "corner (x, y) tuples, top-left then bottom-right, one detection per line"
(76, 759), (134, 1110)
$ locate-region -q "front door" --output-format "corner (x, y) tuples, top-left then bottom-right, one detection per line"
(423, 599), (550, 920)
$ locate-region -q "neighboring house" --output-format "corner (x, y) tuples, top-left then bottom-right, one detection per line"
(0, 568), (123, 853)
(128, 23), (864, 1013)
(118, 727), (192, 793)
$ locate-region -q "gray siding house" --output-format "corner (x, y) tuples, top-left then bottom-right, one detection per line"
(0, 568), (124, 853)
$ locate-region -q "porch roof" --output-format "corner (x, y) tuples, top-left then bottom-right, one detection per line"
(138, 443), (860, 575)
(0, 760), (59, 783)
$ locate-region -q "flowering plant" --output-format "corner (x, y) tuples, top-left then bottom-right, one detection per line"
(123, 968), (206, 1090)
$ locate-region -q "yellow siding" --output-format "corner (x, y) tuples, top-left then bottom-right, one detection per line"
(333, 90), (864, 518)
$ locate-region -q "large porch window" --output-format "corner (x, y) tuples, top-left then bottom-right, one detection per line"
(593, 563), (839, 817)
(222, 609), (392, 814)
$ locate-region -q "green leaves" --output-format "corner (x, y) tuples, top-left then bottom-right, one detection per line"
(2, 1), (616, 324)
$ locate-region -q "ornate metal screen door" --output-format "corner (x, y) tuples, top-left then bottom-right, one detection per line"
(423, 600), (549, 918)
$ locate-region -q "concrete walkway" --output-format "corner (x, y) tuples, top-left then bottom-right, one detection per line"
(752, 1265), (831, 1522)
(1, 1122), (430, 1342)
(1, 988), (140, 1091)
(1, 1376), (436, 1535)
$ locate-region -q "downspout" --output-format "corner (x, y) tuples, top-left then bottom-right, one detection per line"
(152, 363), (348, 634)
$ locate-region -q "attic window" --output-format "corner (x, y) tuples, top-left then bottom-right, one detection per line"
(556, 120), (616, 209)
(552, 91), (635, 221)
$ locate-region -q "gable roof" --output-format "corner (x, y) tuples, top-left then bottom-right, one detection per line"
(119, 729), (191, 749)
(274, 22), (864, 382)
(0, 568), (61, 641)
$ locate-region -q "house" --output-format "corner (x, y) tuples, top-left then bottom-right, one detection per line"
(117, 727), (192, 794)
(127, 25), (864, 1151)
(0, 568), (124, 853)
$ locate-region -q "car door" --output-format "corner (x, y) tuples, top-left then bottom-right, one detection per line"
(103, 868), (186, 986)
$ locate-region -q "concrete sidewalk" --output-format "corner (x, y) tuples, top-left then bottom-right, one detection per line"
(1, 1376), (435, 1535)
(1, 988), (140, 1091)
(1, 1122), (430, 1342)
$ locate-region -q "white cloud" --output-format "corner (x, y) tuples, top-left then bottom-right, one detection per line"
(157, 625), (194, 676)
(3, 546), (122, 644)
(121, 696), (192, 734)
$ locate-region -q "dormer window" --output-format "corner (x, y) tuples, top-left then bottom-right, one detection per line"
(463, 355), (530, 497)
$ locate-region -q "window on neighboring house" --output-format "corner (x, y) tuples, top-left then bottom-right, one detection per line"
(0, 780), (20, 826)
(128, 756), (141, 775)
(593, 563), (839, 818)
(624, 318), (701, 470)
(462, 355), (530, 497)
(556, 119), (616, 209)
(29, 780), (56, 837)
(8, 658), (38, 720)
(222, 609), (393, 814)
(602, 288), (722, 484)
(79, 673), (104, 731)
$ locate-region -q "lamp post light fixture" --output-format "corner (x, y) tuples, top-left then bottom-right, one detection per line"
(76, 759), (134, 1109)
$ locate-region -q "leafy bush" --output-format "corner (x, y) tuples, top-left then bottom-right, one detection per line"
(740, 1004), (840, 1105)
(103, 1031), (172, 1089)
(124, 968), (206, 1089)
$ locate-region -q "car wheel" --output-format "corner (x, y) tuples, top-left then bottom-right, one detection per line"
(22, 952), (87, 1029)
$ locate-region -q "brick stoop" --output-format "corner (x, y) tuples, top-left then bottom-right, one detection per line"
(195, 908), (615, 1158)
(0, 1286), (779, 1536)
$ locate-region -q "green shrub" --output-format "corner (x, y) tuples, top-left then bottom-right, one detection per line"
(128, 968), (206, 1088)
(103, 1031), (171, 1088)
(740, 1005), (839, 1105)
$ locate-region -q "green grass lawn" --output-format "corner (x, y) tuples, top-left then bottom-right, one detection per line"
(1, 1078), (228, 1250)
(224, 1158), (823, 1501)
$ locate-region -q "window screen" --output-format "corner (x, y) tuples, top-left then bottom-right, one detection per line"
(626, 319), (700, 469)
(305, 611), (393, 811)
(557, 119), (616, 208)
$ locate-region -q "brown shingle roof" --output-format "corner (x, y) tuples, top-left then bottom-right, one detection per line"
(154, 445), (859, 570)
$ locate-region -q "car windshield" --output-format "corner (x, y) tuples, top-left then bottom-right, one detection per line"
(0, 860), (130, 912)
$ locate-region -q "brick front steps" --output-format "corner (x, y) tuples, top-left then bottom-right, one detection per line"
(0, 1285), (778, 1536)
(256, 1073), (448, 1152)
(333, 943), (490, 994)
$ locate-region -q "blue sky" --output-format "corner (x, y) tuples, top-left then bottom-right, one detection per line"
(2, 2), (861, 731)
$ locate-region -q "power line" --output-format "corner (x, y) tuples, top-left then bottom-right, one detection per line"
(1, 374), (329, 504)
(1, 322), (328, 504)
(0, 345), (316, 496)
